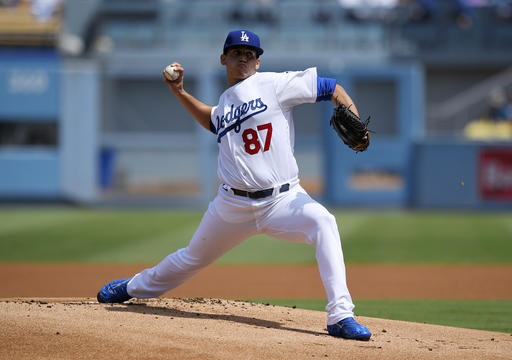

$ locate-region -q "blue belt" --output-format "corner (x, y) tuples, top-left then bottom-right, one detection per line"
(229, 183), (290, 199)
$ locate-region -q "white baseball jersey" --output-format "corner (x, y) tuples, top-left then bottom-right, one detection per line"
(127, 66), (357, 327)
(210, 67), (318, 190)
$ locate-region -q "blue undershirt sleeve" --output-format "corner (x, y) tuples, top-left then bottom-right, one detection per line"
(316, 77), (337, 102)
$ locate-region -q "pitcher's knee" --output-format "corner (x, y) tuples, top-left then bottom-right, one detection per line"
(314, 210), (337, 231)
(306, 210), (339, 243)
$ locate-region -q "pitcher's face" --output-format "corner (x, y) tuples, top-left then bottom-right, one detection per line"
(221, 46), (261, 85)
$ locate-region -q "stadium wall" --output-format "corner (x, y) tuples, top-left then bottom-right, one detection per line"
(1, 50), (511, 209)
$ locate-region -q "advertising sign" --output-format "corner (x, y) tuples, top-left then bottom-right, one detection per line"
(0, 49), (59, 120)
(479, 148), (512, 201)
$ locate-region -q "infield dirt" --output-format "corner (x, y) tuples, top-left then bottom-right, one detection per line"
(1, 263), (512, 359)
(1, 297), (511, 360)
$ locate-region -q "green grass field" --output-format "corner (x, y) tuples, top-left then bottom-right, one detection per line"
(1, 207), (511, 264)
(249, 299), (512, 333)
(1, 207), (511, 333)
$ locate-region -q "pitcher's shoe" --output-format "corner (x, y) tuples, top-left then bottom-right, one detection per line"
(97, 278), (132, 303)
(327, 317), (371, 341)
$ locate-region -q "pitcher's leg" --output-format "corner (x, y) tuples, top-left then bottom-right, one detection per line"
(313, 210), (355, 325)
(128, 201), (255, 298)
(262, 187), (354, 325)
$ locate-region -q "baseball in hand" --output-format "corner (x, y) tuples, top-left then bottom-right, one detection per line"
(164, 65), (179, 81)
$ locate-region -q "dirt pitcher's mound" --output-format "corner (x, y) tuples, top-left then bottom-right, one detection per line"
(1, 298), (510, 360)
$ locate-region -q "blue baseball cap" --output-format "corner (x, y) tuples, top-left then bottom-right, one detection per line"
(223, 30), (263, 56)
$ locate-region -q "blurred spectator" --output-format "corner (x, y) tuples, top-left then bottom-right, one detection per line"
(494, 0), (512, 21)
(254, 0), (277, 25)
(31, 0), (62, 22)
(406, 0), (439, 22)
(338, 0), (398, 22)
(0, 0), (21, 8)
(314, 0), (336, 24)
(397, 0), (483, 26)
(313, 10), (333, 24)
(452, 0), (474, 29)
(229, 7), (243, 22)
(486, 87), (512, 121)
(464, 86), (512, 140)
(229, 0), (277, 25)
(507, 86), (512, 119)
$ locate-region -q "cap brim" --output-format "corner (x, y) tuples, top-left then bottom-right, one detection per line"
(224, 44), (263, 56)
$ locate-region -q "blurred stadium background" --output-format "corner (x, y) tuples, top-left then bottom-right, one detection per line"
(0, 0), (511, 209)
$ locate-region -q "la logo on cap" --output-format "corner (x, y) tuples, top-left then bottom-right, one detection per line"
(240, 31), (249, 42)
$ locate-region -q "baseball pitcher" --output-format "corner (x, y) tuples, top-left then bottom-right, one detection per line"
(97, 29), (371, 341)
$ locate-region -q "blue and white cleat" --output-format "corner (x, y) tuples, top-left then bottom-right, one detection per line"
(327, 317), (372, 341)
(97, 278), (133, 303)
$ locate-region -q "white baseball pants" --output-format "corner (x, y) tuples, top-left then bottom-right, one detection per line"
(127, 183), (355, 325)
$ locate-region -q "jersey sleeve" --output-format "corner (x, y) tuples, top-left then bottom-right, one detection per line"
(274, 67), (317, 109)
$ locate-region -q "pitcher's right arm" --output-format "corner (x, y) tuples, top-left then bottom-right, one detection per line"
(163, 62), (213, 132)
